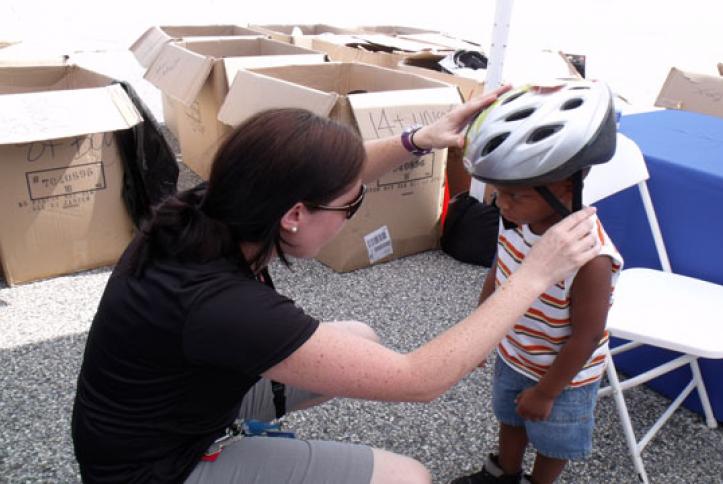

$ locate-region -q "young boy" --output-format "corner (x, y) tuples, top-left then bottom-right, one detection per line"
(452, 80), (623, 484)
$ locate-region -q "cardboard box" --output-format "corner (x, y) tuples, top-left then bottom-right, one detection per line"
(130, 25), (268, 141)
(397, 55), (485, 101)
(218, 62), (462, 272)
(395, 56), (485, 197)
(655, 67), (723, 118)
(0, 64), (141, 285)
(143, 38), (326, 179)
(357, 25), (437, 36)
(246, 24), (362, 44)
(130, 25), (267, 68)
(398, 33), (484, 53)
(302, 34), (454, 70)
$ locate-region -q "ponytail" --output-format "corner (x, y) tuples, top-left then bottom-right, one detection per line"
(119, 183), (237, 277)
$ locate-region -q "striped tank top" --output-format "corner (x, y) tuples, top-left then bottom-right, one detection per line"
(495, 216), (623, 387)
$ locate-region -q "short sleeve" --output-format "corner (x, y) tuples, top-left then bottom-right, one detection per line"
(183, 280), (319, 376)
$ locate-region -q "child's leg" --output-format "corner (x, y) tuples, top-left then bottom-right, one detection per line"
(529, 453), (566, 484)
(497, 423), (528, 474)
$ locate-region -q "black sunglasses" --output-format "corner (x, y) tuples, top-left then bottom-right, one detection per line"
(305, 184), (367, 219)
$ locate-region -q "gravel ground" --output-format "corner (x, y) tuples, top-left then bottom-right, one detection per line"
(1, 46), (722, 484)
(2, 229), (723, 483)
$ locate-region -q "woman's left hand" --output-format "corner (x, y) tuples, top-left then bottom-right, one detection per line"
(412, 84), (512, 150)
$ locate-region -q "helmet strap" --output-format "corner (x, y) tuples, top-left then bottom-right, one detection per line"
(572, 170), (583, 212)
(534, 170), (584, 218)
(534, 186), (571, 218)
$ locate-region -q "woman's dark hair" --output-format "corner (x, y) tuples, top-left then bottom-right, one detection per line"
(122, 108), (366, 275)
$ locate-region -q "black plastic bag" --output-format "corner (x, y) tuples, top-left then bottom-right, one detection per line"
(114, 80), (179, 228)
(441, 191), (499, 267)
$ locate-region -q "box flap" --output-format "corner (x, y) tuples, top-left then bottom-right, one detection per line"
(129, 26), (173, 68)
(0, 83), (142, 144)
(144, 42), (213, 105)
(162, 25), (262, 37)
(358, 25), (436, 36)
(218, 67), (338, 127)
(346, 62), (451, 91)
(399, 33), (483, 52)
(223, 54), (326, 85)
(356, 34), (449, 53)
(130, 25), (267, 68)
(655, 67), (723, 118)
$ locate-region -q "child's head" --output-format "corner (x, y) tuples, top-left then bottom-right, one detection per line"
(463, 80), (617, 219)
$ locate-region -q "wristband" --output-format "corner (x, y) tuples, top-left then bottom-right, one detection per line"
(401, 125), (432, 156)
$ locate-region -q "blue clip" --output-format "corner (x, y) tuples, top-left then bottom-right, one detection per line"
(242, 419), (295, 438)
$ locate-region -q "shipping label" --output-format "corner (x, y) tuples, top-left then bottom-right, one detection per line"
(364, 225), (393, 263)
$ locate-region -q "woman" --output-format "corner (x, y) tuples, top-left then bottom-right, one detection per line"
(72, 88), (601, 484)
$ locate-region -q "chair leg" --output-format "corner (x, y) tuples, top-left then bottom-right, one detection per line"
(605, 353), (650, 484)
(690, 359), (718, 429)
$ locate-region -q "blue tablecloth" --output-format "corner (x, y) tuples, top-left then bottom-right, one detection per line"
(595, 109), (723, 422)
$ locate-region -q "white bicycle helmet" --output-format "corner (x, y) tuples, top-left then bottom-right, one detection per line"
(463, 79), (617, 215)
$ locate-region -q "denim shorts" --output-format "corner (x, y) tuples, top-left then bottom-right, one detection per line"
(492, 356), (601, 460)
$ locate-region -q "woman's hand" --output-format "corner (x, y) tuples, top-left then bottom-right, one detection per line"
(517, 207), (601, 290)
(412, 85), (512, 150)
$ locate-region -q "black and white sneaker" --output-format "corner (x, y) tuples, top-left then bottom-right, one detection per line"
(450, 454), (523, 484)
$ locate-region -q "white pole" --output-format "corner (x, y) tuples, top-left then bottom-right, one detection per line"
(470, 0), (515, 201)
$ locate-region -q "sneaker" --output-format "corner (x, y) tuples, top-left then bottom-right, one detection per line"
(449, 454), (523, 484)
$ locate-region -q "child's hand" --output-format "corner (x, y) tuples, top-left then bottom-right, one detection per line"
(515, 386), (555, 421)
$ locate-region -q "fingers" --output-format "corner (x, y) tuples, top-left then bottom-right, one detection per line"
(555, 206), (597, 234)
(453, 84), (513, 124)
(575, 231), (602, 265)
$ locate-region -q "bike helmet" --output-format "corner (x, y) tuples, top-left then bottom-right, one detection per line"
(463, 79), (617, 215)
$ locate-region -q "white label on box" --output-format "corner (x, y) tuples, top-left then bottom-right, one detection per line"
(364, 225), (393, 264)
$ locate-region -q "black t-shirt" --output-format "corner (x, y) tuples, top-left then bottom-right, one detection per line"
(71, 254), (319, 483)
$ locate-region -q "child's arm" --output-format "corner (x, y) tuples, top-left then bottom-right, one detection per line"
(515, 255), (612, 421)
(478, 257), (498, 306)
(475, 257), (499, 367)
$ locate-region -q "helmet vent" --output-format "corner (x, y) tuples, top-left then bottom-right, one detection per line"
(502, 91), (526, 105)
(482, 133), (510, 155)
(569, 86), (591, 90)
(506, 108), (535, 122)
(528, 124), (563, 143)
(561, 98), (584, 110)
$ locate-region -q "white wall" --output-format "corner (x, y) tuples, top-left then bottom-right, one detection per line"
(2, 0), (722, 106)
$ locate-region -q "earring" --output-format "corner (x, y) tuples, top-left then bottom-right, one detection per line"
(290, 226), (298, 233)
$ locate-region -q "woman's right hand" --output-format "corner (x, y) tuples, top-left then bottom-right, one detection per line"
(518, 207), (601, 289)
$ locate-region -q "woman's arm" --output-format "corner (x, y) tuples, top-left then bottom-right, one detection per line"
(263, 208), (600, 402)
(360, 86), (511, 183)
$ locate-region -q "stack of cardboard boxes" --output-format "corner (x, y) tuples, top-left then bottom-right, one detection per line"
(0, 21), (606, 285)
(129, 24), (469, 273)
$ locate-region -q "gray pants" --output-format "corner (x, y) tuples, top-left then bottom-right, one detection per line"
(185, 379), (374, 484)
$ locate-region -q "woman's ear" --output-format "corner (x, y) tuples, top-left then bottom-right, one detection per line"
(280, 202), (305, 233)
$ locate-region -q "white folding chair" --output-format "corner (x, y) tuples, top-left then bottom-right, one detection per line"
(584, 134), (723, 484)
